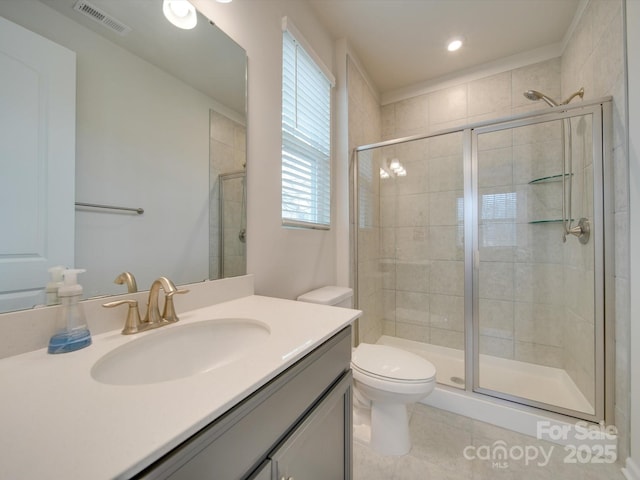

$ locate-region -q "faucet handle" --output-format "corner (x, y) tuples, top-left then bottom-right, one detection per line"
(103, 299), (143, 335)
(162, 289), (189, 323)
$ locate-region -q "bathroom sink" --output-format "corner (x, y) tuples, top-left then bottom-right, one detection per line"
(91, 318), (270, 385)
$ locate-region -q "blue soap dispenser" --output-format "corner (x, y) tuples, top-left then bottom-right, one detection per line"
(48, 268), (92, 354)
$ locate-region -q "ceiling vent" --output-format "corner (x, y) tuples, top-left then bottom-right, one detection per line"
(73, 0), (132, 36)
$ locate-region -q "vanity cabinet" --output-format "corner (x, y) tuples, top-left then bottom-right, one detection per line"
(135, 326), (352, 480)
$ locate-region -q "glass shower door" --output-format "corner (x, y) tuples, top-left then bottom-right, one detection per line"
(355, 131), (467, 389)
(473, 108), (603, 419)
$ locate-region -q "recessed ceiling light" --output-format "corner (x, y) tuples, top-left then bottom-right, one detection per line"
(162, 0), (197, 30)
(447, 38), (463, 52)
(216, 0), (233, 3)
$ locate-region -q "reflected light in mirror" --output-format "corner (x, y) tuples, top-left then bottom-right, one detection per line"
(447, 38), (463, 52)
(163, 0), (197, 29)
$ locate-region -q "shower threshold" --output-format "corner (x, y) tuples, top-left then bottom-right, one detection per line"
(377, 335), (593, 415)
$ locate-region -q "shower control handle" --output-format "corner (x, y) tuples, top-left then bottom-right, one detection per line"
(565, 217), (590, 245)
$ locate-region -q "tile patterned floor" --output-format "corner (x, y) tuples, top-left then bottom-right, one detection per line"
(354, 403), (625, 480)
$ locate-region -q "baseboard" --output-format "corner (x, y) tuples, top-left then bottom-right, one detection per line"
(623, 457), (640, 480)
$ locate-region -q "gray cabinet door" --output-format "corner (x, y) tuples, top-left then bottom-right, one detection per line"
(270, 373), (352, 480)
(247, 460), (271, 480)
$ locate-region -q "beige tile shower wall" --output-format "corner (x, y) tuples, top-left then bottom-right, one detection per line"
(383, 59), (562, 141)
(209, 110), (247, 279)
(376, 137), (466, 346)
(477, 123), (565, 369)
(381, 58), (564, 359)
(348, 57), (383, 344)
(560, 0), (627, 456)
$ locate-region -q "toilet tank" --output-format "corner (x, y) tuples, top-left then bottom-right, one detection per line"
(297, 286), (353, 308)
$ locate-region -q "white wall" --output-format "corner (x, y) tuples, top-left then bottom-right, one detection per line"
(73, 37), (212, 297)
(193, 0), (337, 299)
(625, 0), (639, 476)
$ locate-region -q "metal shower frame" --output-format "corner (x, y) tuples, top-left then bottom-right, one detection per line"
(351, 97), (614, 423)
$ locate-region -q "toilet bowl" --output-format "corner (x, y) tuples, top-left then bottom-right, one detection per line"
(296, 286), (437, 456)
(351, 343), (436, 456)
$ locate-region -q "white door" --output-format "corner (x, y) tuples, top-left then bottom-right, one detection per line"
(0, 17), (76, 312)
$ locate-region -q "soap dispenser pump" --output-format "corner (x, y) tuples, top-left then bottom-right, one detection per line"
(45, 266), (65, 306)
(47, 268), (92, 354)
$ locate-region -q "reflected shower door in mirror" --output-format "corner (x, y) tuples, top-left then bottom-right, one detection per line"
(209, 110), (247, 280)
(217, 171), (247, 279)
(474, 112), (598, 416)
(0, 0), (247, 313)
(356, 132), (466, 389)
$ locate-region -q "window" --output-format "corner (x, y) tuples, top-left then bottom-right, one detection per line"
(281, 18), (334, 229)
(480, 192), (517, 247)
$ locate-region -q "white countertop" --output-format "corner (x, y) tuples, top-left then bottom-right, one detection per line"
(0, 295), (360, 479)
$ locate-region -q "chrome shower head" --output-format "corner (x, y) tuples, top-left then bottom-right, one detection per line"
(523, 90), (541, 101)
(523, 89), (560, 108)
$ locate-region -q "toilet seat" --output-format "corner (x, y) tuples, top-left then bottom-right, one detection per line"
(351, 363), (434, 385)
(352, 344), (436, 383)
(352, 363), (436, 396)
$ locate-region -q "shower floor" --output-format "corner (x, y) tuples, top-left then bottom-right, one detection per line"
(377, 335), (594, 415)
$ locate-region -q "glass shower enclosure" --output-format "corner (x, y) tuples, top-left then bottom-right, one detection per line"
(353, 99), (613, 422)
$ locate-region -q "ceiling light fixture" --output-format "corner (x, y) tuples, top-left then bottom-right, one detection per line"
(216, 0), (233, 3)
(162, 0), (197, 30)
(447, 38), (463, 52)
(380, 158), (407, 179)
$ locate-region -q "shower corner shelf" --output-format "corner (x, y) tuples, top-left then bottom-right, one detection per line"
(528, 173), (573, 184)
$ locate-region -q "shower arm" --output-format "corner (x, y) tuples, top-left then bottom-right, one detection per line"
(562, 87), (585, 106)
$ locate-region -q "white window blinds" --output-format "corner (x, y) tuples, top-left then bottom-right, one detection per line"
(281, 22), (333, 229)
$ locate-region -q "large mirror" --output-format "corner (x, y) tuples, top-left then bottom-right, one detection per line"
(0, 0), (247, 313)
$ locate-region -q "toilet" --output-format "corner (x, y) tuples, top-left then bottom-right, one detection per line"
(297, 286), (437, 456)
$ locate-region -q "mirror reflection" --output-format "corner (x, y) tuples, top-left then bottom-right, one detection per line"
(0, 0), (247, 313)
